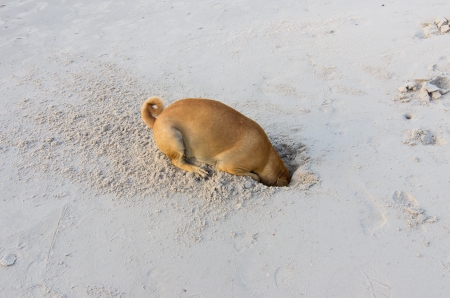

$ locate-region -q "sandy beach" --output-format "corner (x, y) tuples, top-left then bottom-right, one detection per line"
(1, 0), (450, 296)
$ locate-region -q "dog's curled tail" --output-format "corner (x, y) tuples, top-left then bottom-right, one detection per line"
(141, 96), (164, 129)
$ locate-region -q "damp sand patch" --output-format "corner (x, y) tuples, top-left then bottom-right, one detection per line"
(2, 60), (318, 206)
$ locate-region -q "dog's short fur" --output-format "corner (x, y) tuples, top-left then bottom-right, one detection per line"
(141, 97), (290, 186)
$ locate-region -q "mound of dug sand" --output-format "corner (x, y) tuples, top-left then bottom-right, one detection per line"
(2, 60), (318, 204)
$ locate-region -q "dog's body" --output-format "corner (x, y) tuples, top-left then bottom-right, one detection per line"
(141, 97), (290, 186)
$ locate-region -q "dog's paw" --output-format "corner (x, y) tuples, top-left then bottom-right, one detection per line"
(194, 167), (208, 178)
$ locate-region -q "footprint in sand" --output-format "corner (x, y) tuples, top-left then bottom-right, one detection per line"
(390, 191), (438, 227)
(274, 264), (296, 288)
(326, 120), (347, 136)
(433, 56), (450, 75)
(392, 190), (419, 206)
(314, 64), (343, 81)
(355, 189), (387, 237)
(359, 201), (387, 237)
(230, 232), (258, 253)
(307, 55), (343, 81)
(325, 110), (348, 136)
(358, 64), (393, 81)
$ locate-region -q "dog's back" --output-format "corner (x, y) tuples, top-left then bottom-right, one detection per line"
(155, 99), (269, 162)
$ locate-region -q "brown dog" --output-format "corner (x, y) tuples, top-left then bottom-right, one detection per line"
(141, 97), (290, 186)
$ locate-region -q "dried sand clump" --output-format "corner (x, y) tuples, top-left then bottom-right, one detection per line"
(402, 129), (435, 146)
(2, 60), (317, 205)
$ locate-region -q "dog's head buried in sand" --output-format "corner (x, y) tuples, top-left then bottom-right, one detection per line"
(141, 97), (290, 187)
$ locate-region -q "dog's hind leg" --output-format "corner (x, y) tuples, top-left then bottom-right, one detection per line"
(172, 153), (208, 178)
(156, 128), (208, 177)
(216, 163), (261, 182)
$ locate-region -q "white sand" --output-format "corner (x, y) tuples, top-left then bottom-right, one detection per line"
(1, 0), (450, 296)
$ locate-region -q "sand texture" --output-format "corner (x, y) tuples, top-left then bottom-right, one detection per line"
(1, 0), (450, 297)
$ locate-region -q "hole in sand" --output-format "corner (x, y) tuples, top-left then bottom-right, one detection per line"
(404, 113), (412, 120)
(269, 137), (319, 188)
(270, 138), (308, 177)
